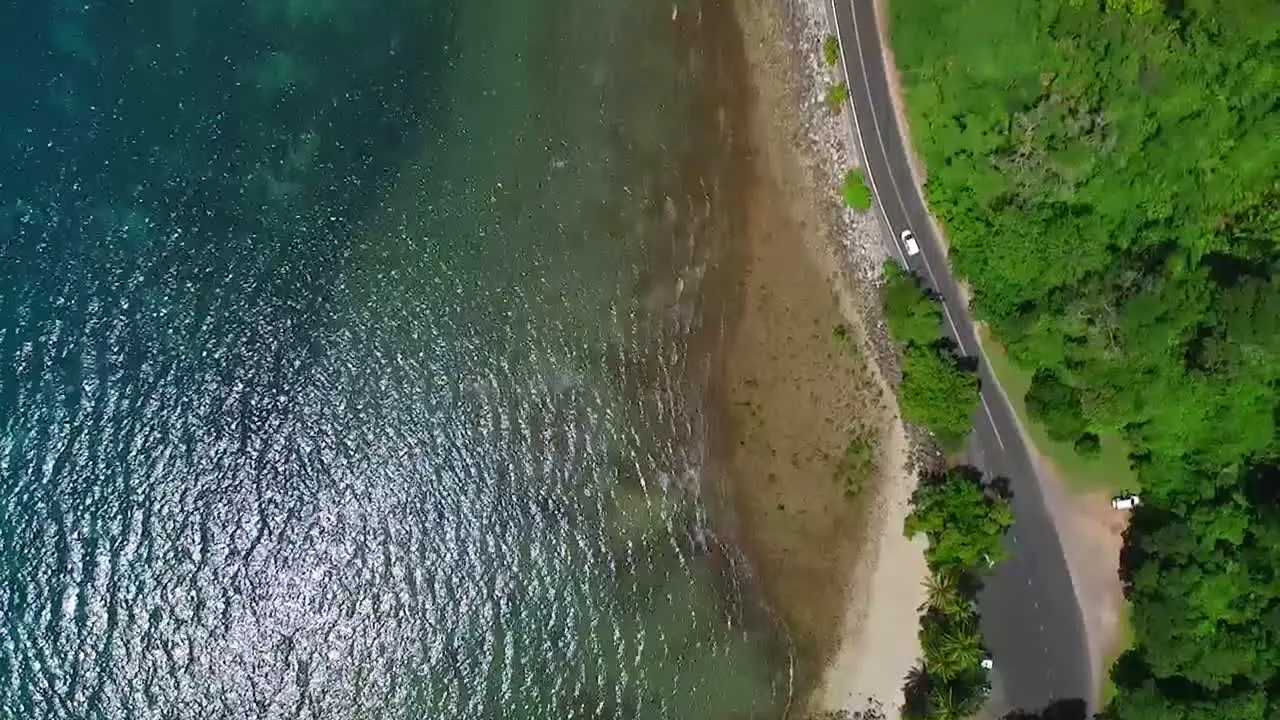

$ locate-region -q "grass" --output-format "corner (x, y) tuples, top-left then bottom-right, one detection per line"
(978, 327), (1136, 495)
(822, 35), (840, 67)
(840, 168), (872, 211)
(824, 82), (850, 113)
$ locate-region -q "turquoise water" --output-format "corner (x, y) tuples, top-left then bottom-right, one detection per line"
(0, 1), (791, 718)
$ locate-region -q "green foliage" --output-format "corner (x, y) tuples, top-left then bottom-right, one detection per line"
(920, 609), (984, 681)
(904, 469), (1007, 717)
(883, 261), (943, 348)
(840, 168), (872, 211)
(905, 608), (992, 720)
(1024, 368), (1087, 443)
(825, 81), (850, 113)
(906, 468), (1013, 573)
(822, 34), (840, 67)
(1073, 432), (1101, 458)
(900, 344), (979, 451)
(923, 570), (972, 617)
(891, 0), (1280, 716)
(881, 261), (979, 449)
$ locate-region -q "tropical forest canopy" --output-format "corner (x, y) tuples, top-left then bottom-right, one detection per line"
(889, 0), (1279, 718)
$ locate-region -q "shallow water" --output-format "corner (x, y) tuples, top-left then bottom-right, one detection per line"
(0, 1), (789, 718)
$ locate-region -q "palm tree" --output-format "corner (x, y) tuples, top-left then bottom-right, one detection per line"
(920, 613), (983, 681)
(925, 681), (987, 720)
(922, 569), (971, 616)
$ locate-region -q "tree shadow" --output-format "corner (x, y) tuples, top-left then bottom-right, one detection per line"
(1000, 697), (1088, 720)
(1242, 460), (1280, 511)
(987, 474), (1013, 500)
(1117, 500), (1175, 599)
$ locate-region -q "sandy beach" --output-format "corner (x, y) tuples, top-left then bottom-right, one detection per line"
(713, 0), (931, 717)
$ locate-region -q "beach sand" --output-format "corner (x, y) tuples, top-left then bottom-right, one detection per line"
(711, 0), (930, 717)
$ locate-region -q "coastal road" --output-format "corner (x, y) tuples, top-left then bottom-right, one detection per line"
(827, 0), (1095, 715)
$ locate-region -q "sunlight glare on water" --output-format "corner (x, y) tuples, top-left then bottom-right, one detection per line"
(0, 0), (788, 718)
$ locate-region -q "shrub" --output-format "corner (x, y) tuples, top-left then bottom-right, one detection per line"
(822, 35), (840, 67)
(1073, 432), (1101, 458)
(824, 81), (849, 113)
(840, 168), (872, 211)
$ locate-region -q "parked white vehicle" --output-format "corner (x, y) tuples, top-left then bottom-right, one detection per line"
(900, 229), (920, 256)
(1111, 493), (1141, 511)
(980, 653), (994, 671)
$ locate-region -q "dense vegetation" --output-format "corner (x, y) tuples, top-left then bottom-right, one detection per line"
(884, 263), (998, 718)
(890, 0), (1280, 717)
(904, 468), (1014, 720)
(883, 261), (943, 347)
(882, 261), (979, 450)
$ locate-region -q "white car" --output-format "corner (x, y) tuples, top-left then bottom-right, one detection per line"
(980, 654), (994, 671)
(900, 229), (920, 256)
(1111, 493), (1141, 511)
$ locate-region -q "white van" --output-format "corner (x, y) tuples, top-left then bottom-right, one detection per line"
(1111, 493), (1141, 511)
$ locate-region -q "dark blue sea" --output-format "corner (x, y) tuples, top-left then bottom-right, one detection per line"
(0, 1), (790, 717)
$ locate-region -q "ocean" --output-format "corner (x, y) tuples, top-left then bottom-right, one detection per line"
(0, 0), (792, 718)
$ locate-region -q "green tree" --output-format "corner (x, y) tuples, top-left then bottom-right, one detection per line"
(883, 261), (943, 348)
(1024, 368), (1087, 442)
(905, 468), (1013, 573)
(924, 680), (987, 720)
(923, 569), (971, 617)
(899, 345), (979, 450)
(890, 0), (1280, 715)
(920, 610), (984, 681)
(1073, 432), (1101, 458)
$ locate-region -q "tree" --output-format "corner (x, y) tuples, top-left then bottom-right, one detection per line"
(889, 0), (1280, 716)
(905, 468), (1013, 573)
(899, 345), (980, 451)
(1072, 432), (1101, 458)
(924, 680), (987, 720)
(1024, 368), (1087, 443)
(922, 569), (971, 617)
(920, 609), (984, 681)
(883, 261), (943, 348)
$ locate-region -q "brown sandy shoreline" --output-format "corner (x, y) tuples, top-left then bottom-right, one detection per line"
(704, 0), (931, 717)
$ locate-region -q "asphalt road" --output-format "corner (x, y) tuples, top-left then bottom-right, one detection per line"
(827, 0), (1095, 714)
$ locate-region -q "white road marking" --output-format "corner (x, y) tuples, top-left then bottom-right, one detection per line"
(981, 397), (1006, 449)
(825, 0), (906, 266)
(831, 0), (1011, 452)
